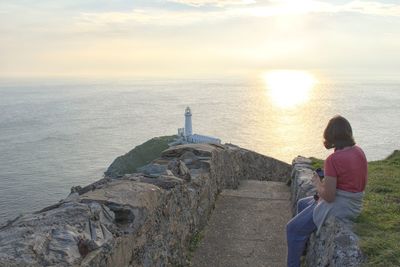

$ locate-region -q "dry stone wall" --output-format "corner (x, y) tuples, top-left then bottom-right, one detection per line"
(290, 156), (364, 267)
(0, 143), (291, 267)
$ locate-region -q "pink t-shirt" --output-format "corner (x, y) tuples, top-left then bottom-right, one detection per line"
(324, 145), (368, 193)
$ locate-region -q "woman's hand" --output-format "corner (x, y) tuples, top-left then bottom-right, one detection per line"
(312, 172), (322, 187)
(312, 172), (337, 203)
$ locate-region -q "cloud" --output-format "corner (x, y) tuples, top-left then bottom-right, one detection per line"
(340, 1), (400, 16)
(167, 0), (256, 7)
(239, 0), (400, 17)
(76, 9), (229, 29)
(1, 0), (400, 78)
(74, 1), (400, 30)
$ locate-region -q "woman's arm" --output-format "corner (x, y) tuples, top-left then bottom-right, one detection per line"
(312, 173), (337, 203)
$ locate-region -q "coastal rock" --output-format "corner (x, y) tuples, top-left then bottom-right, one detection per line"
(290, 157), (316, 214)
(306, 216), (363, 267)
(137, 163), (168, 176)
(162, 143), (216, 159)
(0, 142), (291, 267)
(0, 201), (113, 267)
(167, 159), (191, 181)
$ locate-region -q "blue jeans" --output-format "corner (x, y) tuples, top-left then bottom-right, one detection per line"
(286, 196), (317, 267)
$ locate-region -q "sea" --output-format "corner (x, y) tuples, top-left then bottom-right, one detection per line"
(0, 77), (399, 223)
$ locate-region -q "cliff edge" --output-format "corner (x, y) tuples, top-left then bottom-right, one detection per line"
(0, 141), (291, 267)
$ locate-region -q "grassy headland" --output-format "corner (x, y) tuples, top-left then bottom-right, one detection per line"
(105, 135), (176, 178)
(311, 150), (400, 266)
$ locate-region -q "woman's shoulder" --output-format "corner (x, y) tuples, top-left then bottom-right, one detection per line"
(331, 145), (367, 161)
(350, 145), (367, 158)
(353, 145), (365, 153)
(353, 145), (368, 161)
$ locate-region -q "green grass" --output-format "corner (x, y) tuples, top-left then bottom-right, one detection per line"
(309, 157), (323, 170)
(311, 150), (400, 266)
(355, 150), (400, 266)
(189, 231), (204, 253)
(187, 230), (205, 266)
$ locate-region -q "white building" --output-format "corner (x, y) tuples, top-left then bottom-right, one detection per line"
(176, 106), (221, 145)
(184, 107), (193, 137)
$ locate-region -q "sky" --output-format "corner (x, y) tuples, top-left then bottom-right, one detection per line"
(1, 0), (400, 80)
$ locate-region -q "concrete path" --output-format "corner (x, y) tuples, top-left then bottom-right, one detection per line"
(191, 180), (291, 267)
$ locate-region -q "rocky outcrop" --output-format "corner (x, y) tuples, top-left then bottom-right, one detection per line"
(0, 143), (291, 267)
(306, 216), (364, 267)
(290, 156), (364, 266)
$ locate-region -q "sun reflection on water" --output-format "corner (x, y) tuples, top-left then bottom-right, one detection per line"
(263, 70), (317, 108)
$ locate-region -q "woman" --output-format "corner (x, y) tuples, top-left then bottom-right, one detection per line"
(286, 115), (368, 267)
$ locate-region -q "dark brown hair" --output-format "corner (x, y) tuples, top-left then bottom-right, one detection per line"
(323, 115), (356, 150)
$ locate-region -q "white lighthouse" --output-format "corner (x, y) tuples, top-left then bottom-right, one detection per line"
(172, 106), (221, 146)
(184, 106), (193, 138)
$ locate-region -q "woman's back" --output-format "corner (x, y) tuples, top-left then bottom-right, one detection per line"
(324, 145), (368, 193)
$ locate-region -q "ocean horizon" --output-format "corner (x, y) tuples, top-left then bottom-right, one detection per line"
(0, 77), (399, 223)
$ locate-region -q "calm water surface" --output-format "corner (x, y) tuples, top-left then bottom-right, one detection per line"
(0, 78), (399, 222)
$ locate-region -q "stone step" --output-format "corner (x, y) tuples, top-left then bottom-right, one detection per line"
(222, 180), (291, 200)
(191, 180), (291, 267)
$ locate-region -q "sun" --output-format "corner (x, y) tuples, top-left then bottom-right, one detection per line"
(263, 70), (316, 108)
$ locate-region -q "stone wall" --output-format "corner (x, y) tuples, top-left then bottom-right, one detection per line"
(290, 156), (364, 267)
(0, 143), (291, 267)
